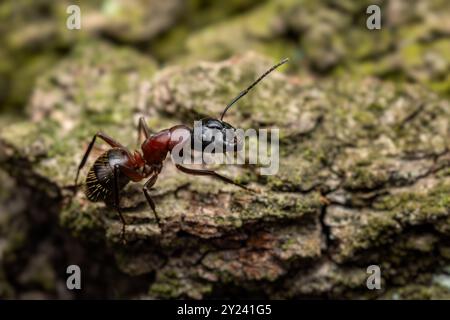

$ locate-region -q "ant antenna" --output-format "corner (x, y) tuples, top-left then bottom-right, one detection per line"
(220, 58), (289, 121)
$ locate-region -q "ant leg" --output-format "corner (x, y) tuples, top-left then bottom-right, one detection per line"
(142, 173), (161, 227)
(137, 116), (152, 145)
(111, 164), (160, 229)
(74, 132), (125, 189)
(174, 163), (251, 191)
(113, 164), (127, 243)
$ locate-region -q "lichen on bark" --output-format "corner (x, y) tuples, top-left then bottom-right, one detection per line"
(1, 41), (450, 299)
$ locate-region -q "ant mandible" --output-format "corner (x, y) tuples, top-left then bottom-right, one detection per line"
(74, 58), (289, 240)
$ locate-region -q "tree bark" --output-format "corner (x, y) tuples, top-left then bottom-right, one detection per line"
(1, 43), (450, 299)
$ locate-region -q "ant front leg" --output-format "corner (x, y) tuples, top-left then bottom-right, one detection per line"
(143, 172), (161, 228)
(74, 132), (125, 189)
(113, 164), (127, 243)
(174, 163), (251, 191)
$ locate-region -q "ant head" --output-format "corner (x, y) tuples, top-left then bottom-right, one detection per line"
(191, 58), (288, 154)
(192, 118), (242, 153)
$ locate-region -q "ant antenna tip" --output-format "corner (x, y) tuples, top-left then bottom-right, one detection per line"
(220, 57), (290, 120)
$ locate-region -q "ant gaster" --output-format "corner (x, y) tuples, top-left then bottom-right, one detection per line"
(74, 58), (289, 240)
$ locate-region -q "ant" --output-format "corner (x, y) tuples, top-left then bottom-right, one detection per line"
(73, 58), (289, 241)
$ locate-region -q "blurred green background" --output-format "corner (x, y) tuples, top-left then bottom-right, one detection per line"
(1, 0), (449, 116)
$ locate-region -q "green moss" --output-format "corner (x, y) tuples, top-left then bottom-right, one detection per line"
(149, 267), (212, 299)
(382, 284), (450, 300)
(236, 192), (321, 224)
(332, 181), (450, 261)
(59, 201), (105, 240)
(343, 167), (389, 191)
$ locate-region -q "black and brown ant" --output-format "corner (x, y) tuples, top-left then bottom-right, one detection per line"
(74, 58), (288, 240)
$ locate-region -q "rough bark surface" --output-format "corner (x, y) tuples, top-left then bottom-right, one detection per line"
(1, 43), (450, 299)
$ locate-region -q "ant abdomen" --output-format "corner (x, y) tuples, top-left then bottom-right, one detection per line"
(85, 148), (130, 202)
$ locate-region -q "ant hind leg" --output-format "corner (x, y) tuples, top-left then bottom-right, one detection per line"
(113, 164), (127, 243)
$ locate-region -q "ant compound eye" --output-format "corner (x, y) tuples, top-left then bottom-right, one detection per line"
(202, 118), (236, 132)
(204, 118), (224, 130)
